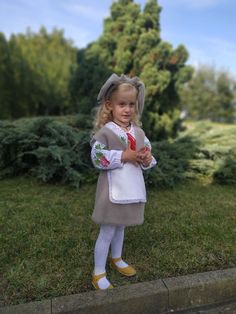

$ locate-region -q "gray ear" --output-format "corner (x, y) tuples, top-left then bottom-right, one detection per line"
(128, 76), (145, 117)
(136, 80), (145, 117)
(97, 73), (119, 103)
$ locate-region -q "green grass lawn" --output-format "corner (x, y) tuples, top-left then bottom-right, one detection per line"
(0, 176), (235, 306)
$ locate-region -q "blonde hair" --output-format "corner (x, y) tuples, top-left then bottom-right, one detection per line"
(92, 83), (141, 133)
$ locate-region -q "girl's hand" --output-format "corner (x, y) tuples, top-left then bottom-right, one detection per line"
(121, 142), (138, 164)
(137, 147), (152, 167)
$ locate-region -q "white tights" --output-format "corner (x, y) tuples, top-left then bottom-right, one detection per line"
(94, 224), (128, 275)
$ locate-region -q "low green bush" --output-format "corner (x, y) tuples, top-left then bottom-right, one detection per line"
(146, 120), (236, 187)
(0, 117), (235, 188)
(0, 117), (95, 187)
(213, 148), (236, 184)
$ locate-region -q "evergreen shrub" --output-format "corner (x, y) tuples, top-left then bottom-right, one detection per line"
(0, 117), (95, 187)
(0, 118), (235, 188)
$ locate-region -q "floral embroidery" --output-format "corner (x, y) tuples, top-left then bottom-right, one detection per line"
(95, 143), (108, 150)
(94, 151), (110, 167)
(100, 155), (110, 167)
(93, 143), (110, 168)
(120, 136), (127, 145)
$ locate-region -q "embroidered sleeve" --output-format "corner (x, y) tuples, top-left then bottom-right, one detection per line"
(141, 136), (157, 170)
(91, 141), (123, 170)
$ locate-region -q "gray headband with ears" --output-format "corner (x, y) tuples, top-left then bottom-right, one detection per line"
(97, 73), (145, 116)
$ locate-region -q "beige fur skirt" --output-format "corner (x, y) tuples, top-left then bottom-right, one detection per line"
(92, 171), (145, 226)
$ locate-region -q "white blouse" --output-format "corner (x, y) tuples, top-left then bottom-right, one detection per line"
(91, 122), (157, 170)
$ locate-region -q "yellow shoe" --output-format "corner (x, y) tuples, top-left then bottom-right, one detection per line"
(110, 257), (136, 277)
(92, 272), (113, 290)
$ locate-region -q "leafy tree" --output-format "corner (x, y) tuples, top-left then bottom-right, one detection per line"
(74, 0), (192, 140)
(0, 27), (78, 119)
(0, 33), (13, 119)
(12, 27), (78, 116)
(71, 47), (112, 114)
(8, 35), (37, 118)
(216, 72), (236, 122)
(180, 65), (236, 122)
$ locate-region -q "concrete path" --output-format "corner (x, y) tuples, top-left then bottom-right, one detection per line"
(182, 300), (236, 313)
(0, 267), (236, 314)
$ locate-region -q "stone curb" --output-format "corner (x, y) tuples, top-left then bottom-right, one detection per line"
(1, 268), (236, 314)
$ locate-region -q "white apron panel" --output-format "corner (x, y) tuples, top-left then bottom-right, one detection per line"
(108, 163), (146, 204)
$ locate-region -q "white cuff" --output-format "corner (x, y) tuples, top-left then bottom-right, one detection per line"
(141, 156), (157, 170)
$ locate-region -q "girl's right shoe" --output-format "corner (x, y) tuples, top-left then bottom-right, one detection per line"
(92, 272), (113, 290)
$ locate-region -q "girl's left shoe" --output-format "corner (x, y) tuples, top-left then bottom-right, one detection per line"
(110, 257), (136, 277)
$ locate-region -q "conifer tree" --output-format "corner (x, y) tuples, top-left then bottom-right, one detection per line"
(75, 0), (192, 140)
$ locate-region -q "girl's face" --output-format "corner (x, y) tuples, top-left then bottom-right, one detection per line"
(106, 85), (137, 126)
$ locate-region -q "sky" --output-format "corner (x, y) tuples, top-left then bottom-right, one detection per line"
(0, 0), (236, 77)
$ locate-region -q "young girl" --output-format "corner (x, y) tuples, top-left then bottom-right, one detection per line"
(90, 73), (157, 290)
